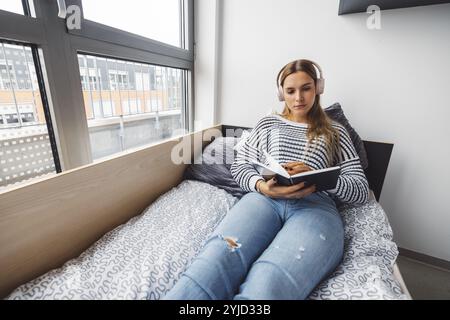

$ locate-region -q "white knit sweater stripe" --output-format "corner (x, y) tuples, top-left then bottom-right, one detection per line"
(230, 114), (369, 204)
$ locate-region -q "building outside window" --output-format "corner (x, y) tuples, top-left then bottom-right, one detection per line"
(79, 54), (185, 160)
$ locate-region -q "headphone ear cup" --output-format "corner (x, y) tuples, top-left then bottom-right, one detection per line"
(277, 85), (285, 101)
(316, 78), (325, 95)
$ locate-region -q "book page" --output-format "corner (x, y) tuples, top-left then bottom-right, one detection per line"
(251, 161), (277, 177)
(262, 151), (289, 177)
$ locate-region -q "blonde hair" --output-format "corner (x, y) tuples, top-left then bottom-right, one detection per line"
(278, 60), (341, 166)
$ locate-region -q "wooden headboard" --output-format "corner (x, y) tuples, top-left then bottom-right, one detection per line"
(221, 125), (393, 202)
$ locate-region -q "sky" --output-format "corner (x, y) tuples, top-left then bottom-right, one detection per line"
(82, 0), (180, 47)
(0, 0), (24, 15)
(0, 0), (181, 48)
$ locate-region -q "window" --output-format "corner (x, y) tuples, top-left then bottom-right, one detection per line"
(0, 0), (35, 17)
(78, 54), (186, 160)
(0, 0), (192, 189)
(108, 70), (129, 91)
(0, 0), (25, 15)
(82, 0), (182, 48)
(0, 42), (57, 189)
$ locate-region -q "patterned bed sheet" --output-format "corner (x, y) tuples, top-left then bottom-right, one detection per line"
(6, 180), (408, 300)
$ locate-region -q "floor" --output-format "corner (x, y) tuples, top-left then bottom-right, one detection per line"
(396, 255), (450, 300)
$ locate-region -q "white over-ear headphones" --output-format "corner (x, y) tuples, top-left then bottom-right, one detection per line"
(276, 59), (325, 102)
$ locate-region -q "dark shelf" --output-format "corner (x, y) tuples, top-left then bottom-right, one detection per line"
(338, 0), (450, 15)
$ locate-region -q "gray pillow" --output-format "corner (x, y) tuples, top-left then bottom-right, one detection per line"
(324, 102), (369, 170)
(183, 136), (247, 199)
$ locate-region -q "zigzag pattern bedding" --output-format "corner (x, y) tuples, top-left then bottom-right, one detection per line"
(6, 180), (407, 300)
(309, 200), (406, 299)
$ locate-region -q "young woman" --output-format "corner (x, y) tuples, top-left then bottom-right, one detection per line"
(164, 59), (369, 300)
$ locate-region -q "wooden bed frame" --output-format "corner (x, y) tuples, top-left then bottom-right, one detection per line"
(0, 124), (398, 299)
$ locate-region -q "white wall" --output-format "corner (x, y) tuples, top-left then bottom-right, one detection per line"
(196, 0), (450, 261)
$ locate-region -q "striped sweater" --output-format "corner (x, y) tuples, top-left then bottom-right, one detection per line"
(230, 114), (369, 205)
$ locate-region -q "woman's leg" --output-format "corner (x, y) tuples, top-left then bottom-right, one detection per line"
(234, 194), (344, 300)
(163, 192), (284, 300)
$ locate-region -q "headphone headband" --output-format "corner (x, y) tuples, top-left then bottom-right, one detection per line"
(276, 59), (325, 101)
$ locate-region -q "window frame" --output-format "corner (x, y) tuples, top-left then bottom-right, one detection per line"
(0, 0), (194, 172)
(68, 3), (193, 67)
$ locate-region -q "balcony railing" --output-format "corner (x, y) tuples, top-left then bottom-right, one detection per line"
(0, 125), (56, 189)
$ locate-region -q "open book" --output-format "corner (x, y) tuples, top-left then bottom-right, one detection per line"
(251, 151), (341, 191)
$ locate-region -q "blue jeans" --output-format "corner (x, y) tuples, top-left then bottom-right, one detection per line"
(163, 191), (344, 300)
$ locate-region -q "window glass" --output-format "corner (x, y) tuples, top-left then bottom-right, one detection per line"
(82, 0), (181, 48)
(78, 54), (185, 160)
(0, 0), (24, 15)
(0, 43), (56, 190)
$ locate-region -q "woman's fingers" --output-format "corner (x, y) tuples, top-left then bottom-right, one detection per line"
(265, 179), (316, 199)
(285, 182), (306, 192)
(287, 184), (316, 199)
(283, 162), (312, 175)
(283, 161), (304, 169)
(287, 166), (310, 175)
(266, 177), (277, 187)
(269, 182), (307, 194)
(292, 164), (309, 170)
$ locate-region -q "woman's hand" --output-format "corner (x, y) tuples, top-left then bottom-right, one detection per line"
(256, 178), (316, 199)
(282, 161), (313, 176)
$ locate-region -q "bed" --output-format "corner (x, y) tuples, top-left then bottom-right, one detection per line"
(0, 122), (412, 300)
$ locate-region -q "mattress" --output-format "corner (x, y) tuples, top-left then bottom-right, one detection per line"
(6, 180), (409, 300)
(309, 197), (408, 299)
